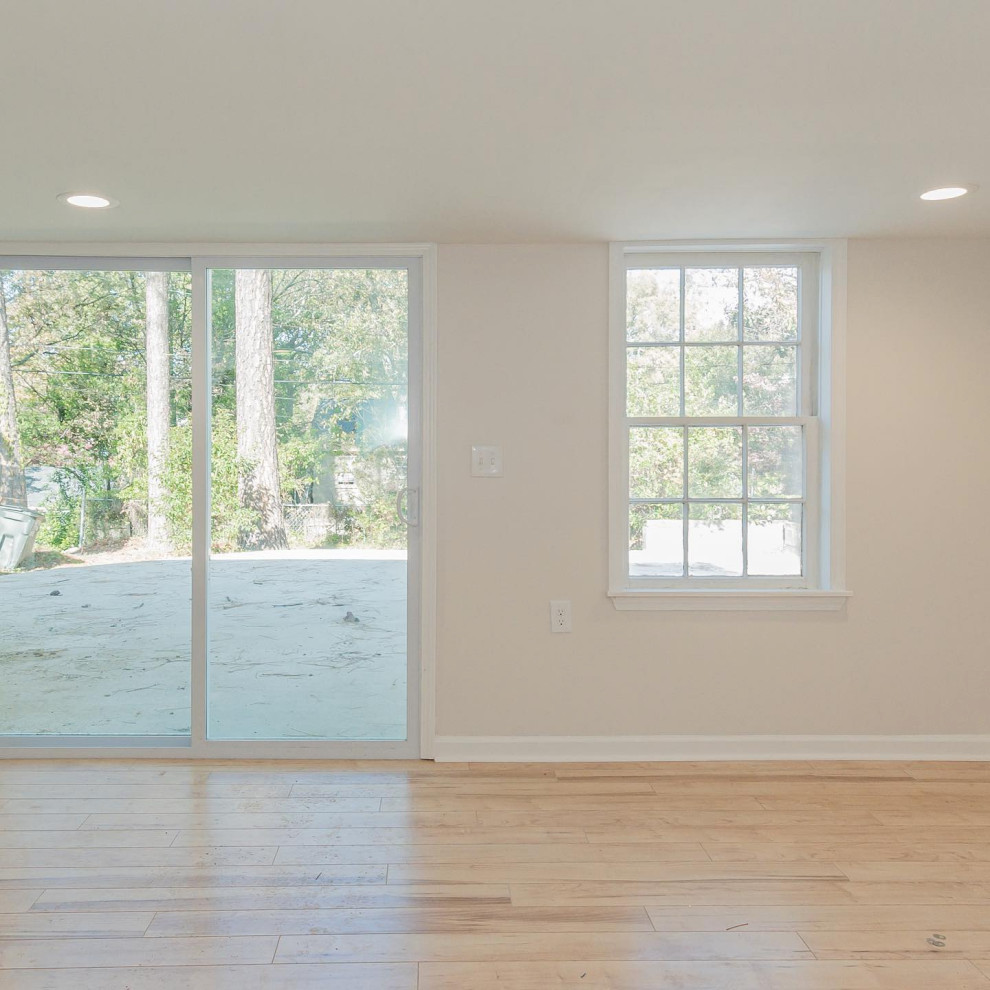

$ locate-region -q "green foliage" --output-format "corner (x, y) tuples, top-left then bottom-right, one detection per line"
(153, 410), (259, 553)
(339, 444), (406, 548)
(211, 267), (409, 549)
(626, 265), (802, 532)
(35, 469), (128, 550)
(37, 484), (79, 549)
(3, 266), (410, 555)
(11, 271), (144, 474)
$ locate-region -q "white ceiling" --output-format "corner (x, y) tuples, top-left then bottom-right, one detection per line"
(2, 0), (988, 243)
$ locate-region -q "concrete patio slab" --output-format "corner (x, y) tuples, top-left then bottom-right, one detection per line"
(0, 550), (407, 740)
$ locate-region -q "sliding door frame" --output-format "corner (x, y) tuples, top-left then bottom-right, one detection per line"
(0, 243), (437, 759)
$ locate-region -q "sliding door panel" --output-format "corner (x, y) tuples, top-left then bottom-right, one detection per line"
(205, 266), (410, 741)
(0, 267), (192, 736)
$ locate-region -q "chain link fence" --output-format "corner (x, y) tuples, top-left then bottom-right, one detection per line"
(282, 503), (335, 548)
(75, 500), (340, 550)
(39, 496), (376, 552)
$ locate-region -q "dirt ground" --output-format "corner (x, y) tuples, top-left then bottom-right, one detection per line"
(0, 548), (407, 740)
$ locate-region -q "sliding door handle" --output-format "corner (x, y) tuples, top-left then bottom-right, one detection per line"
(396, 487), (419, 526)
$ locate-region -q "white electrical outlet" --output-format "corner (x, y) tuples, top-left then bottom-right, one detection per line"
(550, 600), (572, 633)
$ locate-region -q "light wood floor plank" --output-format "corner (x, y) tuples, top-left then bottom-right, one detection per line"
(416, 960), (990, 988)
(384, 862), (848, 884)
(839, 863), (990, 882)
(144, 905), (654, 937)
(31, 883), (510, 912)
(915, 782), (990, 795)
(0, 912), (155, 938)
(0, 798), (383, 814)
(802, 931), (990, 959)
(552, 760), (820, 777)
(274, 930), (812, 963)
(780, 772), (926, 783)
(0, 936), (278, 969)
(0, 848), (280, 869)
(758, 799), (985, 814)
(704, 842), (990, 862)
(172, 826), (589, 845)
(0, 963), (418, 989)
(590, 825), (990, 843)
(906, 763), (990, 781)
(288, 780), (659, 796)
(379, 795), (768, 811)
(0, 865), (385, 889)
(0, 816), (89, 831)
(81, 811), (481, 829)
(644, 904), (990, 931)
(0, 893), (43, 914)
(510, 880), (990, 907)
(473, 810), (883, 828)
(0, 831), (178, 849)
(273, 842), (710, 866)
(647, 779), (976, 796)
(0, 785), (293, 799)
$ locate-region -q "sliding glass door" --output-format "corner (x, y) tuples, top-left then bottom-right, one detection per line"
(0, 254), (424, 755)
(203, 263), (416, 743)
(0, 264), (192, 738)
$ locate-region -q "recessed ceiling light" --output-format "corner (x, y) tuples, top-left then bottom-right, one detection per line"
(57, 192), (118, 209)
(920, 186), (972, 201)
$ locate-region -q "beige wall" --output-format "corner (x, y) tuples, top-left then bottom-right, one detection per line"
(435, 239), (990, 739)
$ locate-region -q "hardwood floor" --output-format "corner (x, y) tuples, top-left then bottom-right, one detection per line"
(1, 760), (990, 987)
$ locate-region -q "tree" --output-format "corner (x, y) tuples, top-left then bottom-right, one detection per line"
(234, 269), (287, 549)
(4, 265), (408, 554)
(0, 273), (27, 506)
(145, 271), (171, 547)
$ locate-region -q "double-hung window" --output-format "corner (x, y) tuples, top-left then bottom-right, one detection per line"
(609, 243), (848, 610)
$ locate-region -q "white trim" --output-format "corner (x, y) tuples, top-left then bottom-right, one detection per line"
(0, 242), (434, 259)
(608, 243), (630, 595)
(0, 243), (438, 760)
(621, 239), (841, 256)
(626, 250), (813, 269)
(190, 261), (210, 746)
(0, 736), (190, 750)
(819, 239), (848, 590)
(0, 257), (191, 272)
(418, 246), (438, 760)
(0, 740), (419, 759)
(608, 589), (850, 611)
(402, 256), (424, 757)
(627, 416), (812, 426)
(434, 734), (990, 763)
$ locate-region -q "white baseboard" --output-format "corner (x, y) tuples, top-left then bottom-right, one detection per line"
(433, 734), (990, 762)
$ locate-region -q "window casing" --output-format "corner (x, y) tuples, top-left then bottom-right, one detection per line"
(608, 243), (848, 610)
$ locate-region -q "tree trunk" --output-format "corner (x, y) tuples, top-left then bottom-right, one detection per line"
(0, 275), (27, 506)
(145, 271), (171, 548)
(235, 269), (287, 549)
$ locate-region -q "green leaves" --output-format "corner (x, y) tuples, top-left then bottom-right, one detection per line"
(6, 266), (411, 555)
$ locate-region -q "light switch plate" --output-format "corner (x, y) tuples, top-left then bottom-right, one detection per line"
(471, 444), (503, 477)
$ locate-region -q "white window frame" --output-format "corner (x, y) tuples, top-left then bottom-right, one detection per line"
(608, 240), (850, 611)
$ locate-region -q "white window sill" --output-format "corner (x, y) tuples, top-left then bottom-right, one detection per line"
(609, 589), (852, 611)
